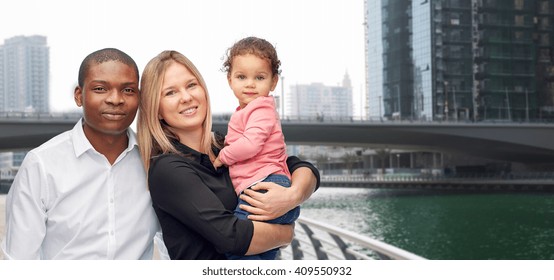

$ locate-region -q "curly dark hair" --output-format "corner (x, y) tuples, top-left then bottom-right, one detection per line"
(222, 36), (281, 77)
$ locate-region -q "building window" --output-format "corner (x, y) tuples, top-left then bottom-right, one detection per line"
(514, 31), (524, 41)
(540, 1), (549, 13)
(540, 49), (552, 62)
(514, 15), (524, 27)
(514, 0), (524, 10)
(541, 17), (550, 30)
(542, 34), (550, 45)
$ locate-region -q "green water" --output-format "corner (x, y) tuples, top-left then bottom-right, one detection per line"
(300, 187), (554, 260)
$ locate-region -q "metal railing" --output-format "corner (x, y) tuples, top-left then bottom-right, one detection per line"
(3, 111), (554, 125)
(278, 216), (425, 260)
(0, 111), (82, 120)
(321, 172), (554, 182)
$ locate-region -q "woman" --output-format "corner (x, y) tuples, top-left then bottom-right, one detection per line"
(137, 50), (319, 259)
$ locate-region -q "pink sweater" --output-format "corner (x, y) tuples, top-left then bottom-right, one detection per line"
(218, 96), (291, 194)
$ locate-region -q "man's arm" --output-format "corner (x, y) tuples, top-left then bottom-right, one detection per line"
(2, 152), (47, 259)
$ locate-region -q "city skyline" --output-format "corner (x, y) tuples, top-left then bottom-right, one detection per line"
(364, 0), (554, 122)
(0, 0), (365, 115)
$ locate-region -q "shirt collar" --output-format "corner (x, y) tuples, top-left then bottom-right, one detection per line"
(72, 118), (137, 158)
(171, 139), (224, 173)
(126, 127), (139, 151)
(172, 139), (202, 158)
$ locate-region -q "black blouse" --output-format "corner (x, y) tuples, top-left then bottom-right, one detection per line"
(148, 139), (320, 260)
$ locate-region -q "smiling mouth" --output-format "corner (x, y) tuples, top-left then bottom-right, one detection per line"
(102, 111), (126, 120)
(180, 106), (198, 115)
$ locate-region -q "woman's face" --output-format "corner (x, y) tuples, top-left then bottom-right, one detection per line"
(158, 62), (207, 135)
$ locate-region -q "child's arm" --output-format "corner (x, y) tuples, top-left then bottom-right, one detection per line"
(218, 97), (276, 166)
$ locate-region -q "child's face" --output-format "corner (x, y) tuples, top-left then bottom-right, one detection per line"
(227, 54), (278, 108)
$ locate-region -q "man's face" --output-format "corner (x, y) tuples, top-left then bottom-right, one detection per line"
(74, 60), (139, 138)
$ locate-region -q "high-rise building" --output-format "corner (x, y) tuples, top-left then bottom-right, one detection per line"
(365, 0), (554, 121)
(287, 72), (353, 118)
(0, 35), (49, 113)
(365, 0), (384, 120)
(0, 35), (49, 173)
(285, 73), (354, 167)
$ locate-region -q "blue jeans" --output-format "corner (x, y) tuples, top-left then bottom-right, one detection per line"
(226, 174), (300, 260)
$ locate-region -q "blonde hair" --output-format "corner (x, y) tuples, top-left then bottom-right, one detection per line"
(137, 50), (219, 173)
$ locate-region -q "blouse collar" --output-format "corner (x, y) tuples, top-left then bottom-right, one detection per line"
(171, 139), (225, 173)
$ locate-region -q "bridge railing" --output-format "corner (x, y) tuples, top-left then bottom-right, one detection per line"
(4, 111), (554, 125)
(274, 115), (554, 125)
(0, 111), (82, 120)
(279, 216), (425, 260)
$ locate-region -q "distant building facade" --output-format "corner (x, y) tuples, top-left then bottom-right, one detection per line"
(287, 72), (353, 118)
(365, 0), (554, 121)
(285, 73), (354, 168)
(0, 35), (48, 173)
(0, 151), (26, 169)
(0, 35), (49, 113)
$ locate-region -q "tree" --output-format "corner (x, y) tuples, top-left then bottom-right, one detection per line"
(341, 152), (358, 175)
(314, 154), (330, 174)
(375, 148), (391, 173)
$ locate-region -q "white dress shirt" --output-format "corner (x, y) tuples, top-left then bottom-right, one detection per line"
(1, 120), (163, 259)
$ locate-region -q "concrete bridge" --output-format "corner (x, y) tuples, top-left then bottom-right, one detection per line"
(2, 112), (554, 163)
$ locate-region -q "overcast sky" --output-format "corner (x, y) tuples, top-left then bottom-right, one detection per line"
(1, 0), (365, 114)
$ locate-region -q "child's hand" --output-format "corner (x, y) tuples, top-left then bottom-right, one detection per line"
(213, 157), (223, 169)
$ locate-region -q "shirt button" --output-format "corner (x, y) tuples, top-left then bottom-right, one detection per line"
(110, 198), (114, 203)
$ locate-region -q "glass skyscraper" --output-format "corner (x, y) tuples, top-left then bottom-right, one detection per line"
(365, 0), (554, 122)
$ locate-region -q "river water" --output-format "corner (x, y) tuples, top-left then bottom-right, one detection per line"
(299, 187), (554, 260)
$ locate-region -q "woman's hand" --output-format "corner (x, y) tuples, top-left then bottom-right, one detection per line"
(213, 156), (223, 170)
(240, 166), (317, 221)
(240, 182), (301, 221)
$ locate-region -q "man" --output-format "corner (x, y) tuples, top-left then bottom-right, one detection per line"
(1, 48), (164, 259)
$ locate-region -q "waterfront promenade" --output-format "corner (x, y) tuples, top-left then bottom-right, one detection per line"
(319, 173), (554, 191)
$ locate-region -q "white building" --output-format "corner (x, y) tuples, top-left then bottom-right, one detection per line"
(284, 73), (355, 169)
(0, 35), (49, 113)
(286, 72), (353, 119)
(0, 35), (48, 170)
